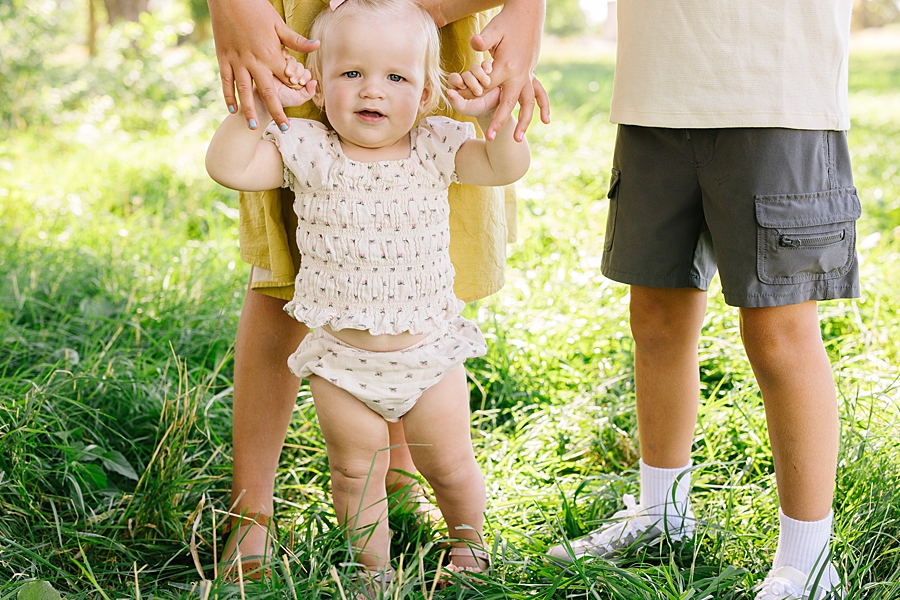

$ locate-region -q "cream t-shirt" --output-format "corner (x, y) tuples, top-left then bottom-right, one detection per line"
(610, 0), (853, 130)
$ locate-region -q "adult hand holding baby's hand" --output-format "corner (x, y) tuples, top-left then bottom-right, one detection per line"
(272, 53), (317, 112)
(470, 0), (550, 142)
(251, 50), (316, 126)
(448, 61), (502, 118)
(208, 0), (320, 130)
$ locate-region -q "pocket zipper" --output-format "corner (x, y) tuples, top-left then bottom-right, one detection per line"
(779, 230), (845, 248)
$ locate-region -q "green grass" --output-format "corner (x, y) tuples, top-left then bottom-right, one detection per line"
(2, 34), (900, 599)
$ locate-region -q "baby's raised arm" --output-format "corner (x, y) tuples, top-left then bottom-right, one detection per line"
(448, 61), (531, 187)
(206, 60), (316, 192)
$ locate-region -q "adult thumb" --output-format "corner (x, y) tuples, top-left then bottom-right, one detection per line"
(276, 20), (320, 54)
(469, 20), (501, 55)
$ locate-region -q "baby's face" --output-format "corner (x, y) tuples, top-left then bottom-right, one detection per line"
(317, 11), (431, 159)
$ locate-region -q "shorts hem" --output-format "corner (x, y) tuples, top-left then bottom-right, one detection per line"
(601, 264), (711, 291)
(723, 284), (860, 308)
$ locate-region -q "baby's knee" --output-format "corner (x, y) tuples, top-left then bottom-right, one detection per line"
(329, 453), (390, 493)
(421, 456), (482, 492)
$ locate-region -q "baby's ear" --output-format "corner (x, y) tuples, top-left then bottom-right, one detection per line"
(418, 84), (432, 114)
(313, 85), (325, 109)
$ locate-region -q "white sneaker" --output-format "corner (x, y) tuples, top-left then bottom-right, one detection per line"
(754, 563), (842, 600)
(546, 494), (694, 562)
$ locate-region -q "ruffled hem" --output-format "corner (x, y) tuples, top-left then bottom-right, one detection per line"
(283, 296), (465, 336)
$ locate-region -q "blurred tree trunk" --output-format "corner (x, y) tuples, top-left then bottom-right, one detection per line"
(102, 0), (149, 23)
(88, 0), (97, 55)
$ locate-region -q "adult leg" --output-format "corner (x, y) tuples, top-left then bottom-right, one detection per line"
(310, 375), (393, 570)
(386, 421), (441, 522)
(225, 277), (308, 568)
(386, 421), (418, 491)
(403, 367), (487, 569)
(740, 301), (838, 521)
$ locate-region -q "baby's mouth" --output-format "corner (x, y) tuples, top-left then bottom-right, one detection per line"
(358, 110), (385, 119)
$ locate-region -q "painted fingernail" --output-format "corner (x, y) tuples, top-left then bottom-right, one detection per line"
(228, 105), (236, 113)
(280, 123), (289, 131)
(308, 39), (318, 43)
(249, 119), (257, 128)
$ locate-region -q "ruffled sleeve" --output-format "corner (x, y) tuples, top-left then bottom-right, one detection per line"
(263, 118), (332, 192)
(414, 116), (476, 185)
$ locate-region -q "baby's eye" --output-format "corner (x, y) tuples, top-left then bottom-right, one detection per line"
(343, 71), (360, 79)
(388, 74), (404, 82)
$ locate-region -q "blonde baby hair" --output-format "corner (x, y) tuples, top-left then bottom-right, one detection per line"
(307, 0), (446, 115)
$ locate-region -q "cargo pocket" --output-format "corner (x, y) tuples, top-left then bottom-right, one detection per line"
(603, 168), (621, 251)
(755, 187), (860, 284)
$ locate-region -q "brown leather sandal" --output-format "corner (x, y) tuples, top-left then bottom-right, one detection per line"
(220, 512), (273, 583)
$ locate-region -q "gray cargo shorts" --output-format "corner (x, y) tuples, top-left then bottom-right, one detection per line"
(600, 125), (861, 307)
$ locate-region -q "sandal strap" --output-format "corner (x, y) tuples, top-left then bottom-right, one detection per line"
(222, 559), (271, 582)
(448, 546), (489, 561)
(219, 511), (274, 583)
(222, 512), (271, 535)
(362, 567), (395, 583)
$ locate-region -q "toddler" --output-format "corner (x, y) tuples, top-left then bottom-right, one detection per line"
(206, 0), (530, 588)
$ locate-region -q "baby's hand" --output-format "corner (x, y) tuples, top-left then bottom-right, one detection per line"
(448, 60), (493, 99)
(447, 61), (501, 117)
(275, 51), (317, 108)
(282, 49), (309, 89)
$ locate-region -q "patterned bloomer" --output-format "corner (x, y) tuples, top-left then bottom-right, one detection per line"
(287, 316), (487, 422)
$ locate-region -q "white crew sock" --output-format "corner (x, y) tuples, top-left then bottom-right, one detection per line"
(639, 459), (692, 530)
(772, 509), (834, 575)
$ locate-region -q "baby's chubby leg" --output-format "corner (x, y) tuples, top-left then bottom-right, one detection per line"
(309, 375), (392, 571)
(402, 367), (488, 570)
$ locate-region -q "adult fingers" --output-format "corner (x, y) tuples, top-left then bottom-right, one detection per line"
(219, 61), (238, 115)
(250, 65), (287, 129)
(233, 66), (264, 129)
(485, 77), (525, 140)
(533, 76), (551, 124)
(513, 85), (535, 142)
(510, 79), (551, 141)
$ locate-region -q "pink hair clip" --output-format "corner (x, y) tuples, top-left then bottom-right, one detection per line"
(329, 0), (346, 9)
